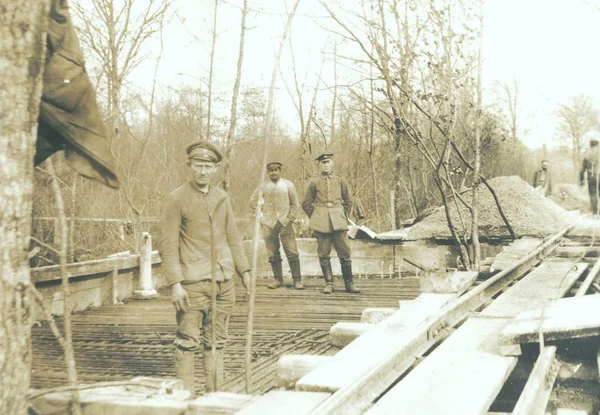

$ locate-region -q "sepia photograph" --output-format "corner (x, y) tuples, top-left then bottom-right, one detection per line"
(2, 0), (600, 413)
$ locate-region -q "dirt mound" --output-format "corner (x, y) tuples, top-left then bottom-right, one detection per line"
(405, 176), (578, 239)
(549, 183), (590, 212)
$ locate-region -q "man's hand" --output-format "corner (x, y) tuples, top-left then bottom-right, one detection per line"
(241, 271), (251, 295)
(171, 283), (190, 312)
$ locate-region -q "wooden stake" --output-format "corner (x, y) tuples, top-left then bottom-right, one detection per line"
(245, 0), (303, 394)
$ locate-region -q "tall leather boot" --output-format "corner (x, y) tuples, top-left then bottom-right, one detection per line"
(341, 263), (360, 293)
(175, 347), (195, 396)
(268, 261), (284, 289)
(289, 259), (304, 290)
(320, 261), (334, 294)
(203, 349), (224, 393)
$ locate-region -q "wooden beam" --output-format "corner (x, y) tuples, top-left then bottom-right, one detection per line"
(31, 251), (162, 283)
(576, 257), (600, 296)
(499, 295), (600, 347)
(307, 225), (572, 415)
(296, 294), (454, 394)
(366, 260), (583, 415)
(236, 390), (330, 415)
(275, 355), (331, 390)
(329, 322), (373, 347)
(187, 392), (257, 415)
(512, 346), (560, 415)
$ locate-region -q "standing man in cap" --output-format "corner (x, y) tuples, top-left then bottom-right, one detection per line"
(532, 160), (552, 196)
(158, 140), (251, 395)
(302, 151), (360, 294)
(249, 161), (304, 290)
(580, 137), (600, 215)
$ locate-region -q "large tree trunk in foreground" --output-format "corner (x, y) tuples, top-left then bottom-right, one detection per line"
(0, 1), (50, 413)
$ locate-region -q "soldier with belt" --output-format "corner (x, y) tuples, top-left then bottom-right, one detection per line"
(158, 140), (251, 395)
(302, 152), (360, 294)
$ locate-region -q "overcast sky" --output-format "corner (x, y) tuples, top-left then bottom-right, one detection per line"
(116, 0), (600, 151)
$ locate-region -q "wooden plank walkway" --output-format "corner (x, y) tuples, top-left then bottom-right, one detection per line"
(367, 260), (585, 415)
(295, 293), (454, 393)
(500, 295), (600, 347)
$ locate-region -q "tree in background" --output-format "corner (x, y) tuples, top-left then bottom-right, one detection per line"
(557, 95), (600, 171)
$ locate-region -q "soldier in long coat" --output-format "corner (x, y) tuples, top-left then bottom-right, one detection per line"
(302, 152), (360, 294)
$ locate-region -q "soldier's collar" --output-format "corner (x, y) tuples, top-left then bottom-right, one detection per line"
(189, 180), (210, 194)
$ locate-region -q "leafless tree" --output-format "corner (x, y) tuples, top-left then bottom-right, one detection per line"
(72, 0), (170, 148)
(557, 95), (600, 170)
(0, 1), (50, 412)
(223, 0), (249, 191)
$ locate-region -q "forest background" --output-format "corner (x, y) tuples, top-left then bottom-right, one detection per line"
(30, 0), (600, 265)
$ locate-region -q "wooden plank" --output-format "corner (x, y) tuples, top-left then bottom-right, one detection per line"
(499, 295), (600, 347)
(307, 226), (572, 415)
(491, 238), (543, 271)
(576, 257), (600, 296)
(296, 294), (454, 393)
(367, 260), (583, 415)
(187, 392), (257, 415)
(368, 317), (517, 415)
(236, 390), (330, 415)
(31, 251), (162, 283)
(481, 261), (586, 318)
(419, 271), (478, 295)
(512, 346), (560, 415)
(276, 355), (332, 390)
(555, 246), (600, 258)
(360, 308), (396, 324)
(329, 322), (374, 347)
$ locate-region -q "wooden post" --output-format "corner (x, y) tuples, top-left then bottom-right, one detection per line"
(132, 232), (157, 299)
(390, 191), (396, 230)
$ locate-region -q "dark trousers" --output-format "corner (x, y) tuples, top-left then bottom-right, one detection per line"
(589, 177), (600, 215)
(263, 222), (299, 264)
(314, 230), (352, 266)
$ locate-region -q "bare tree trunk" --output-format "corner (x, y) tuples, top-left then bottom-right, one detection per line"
(330, 42), (338, 144)
(471, 2), (484, 271)
(48, 160), (81, 415)
(69, 175), (78, 263)
(222, 0), (248, 192)
(0, 1), (50, 413)
(206, 0), (219, 140)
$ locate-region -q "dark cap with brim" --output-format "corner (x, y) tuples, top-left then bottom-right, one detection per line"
(316, 151), (333, 162)
(267, 161), (283, 170)
(186, 140), (222, 162)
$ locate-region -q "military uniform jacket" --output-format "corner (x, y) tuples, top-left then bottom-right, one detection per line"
(302, 174), (353, 233)
(158, 181), (251, 286)
(580, 147), (600, 183)
(249, 178), (300, 228)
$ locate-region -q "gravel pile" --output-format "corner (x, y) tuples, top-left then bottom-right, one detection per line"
(549, 183), (590, 212)
(405, 176), (578, 239)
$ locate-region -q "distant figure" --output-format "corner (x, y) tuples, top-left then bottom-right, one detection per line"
(302, 151), (359, 294)
(532, 160), (552, 196)
(580, 138), (600, 215)
(249, 161), (304, 290)
(158, 140), (250, 395)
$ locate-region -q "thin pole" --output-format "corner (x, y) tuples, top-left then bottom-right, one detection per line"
(245, 0), (302, 394)
(209, 205), (218, 390)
